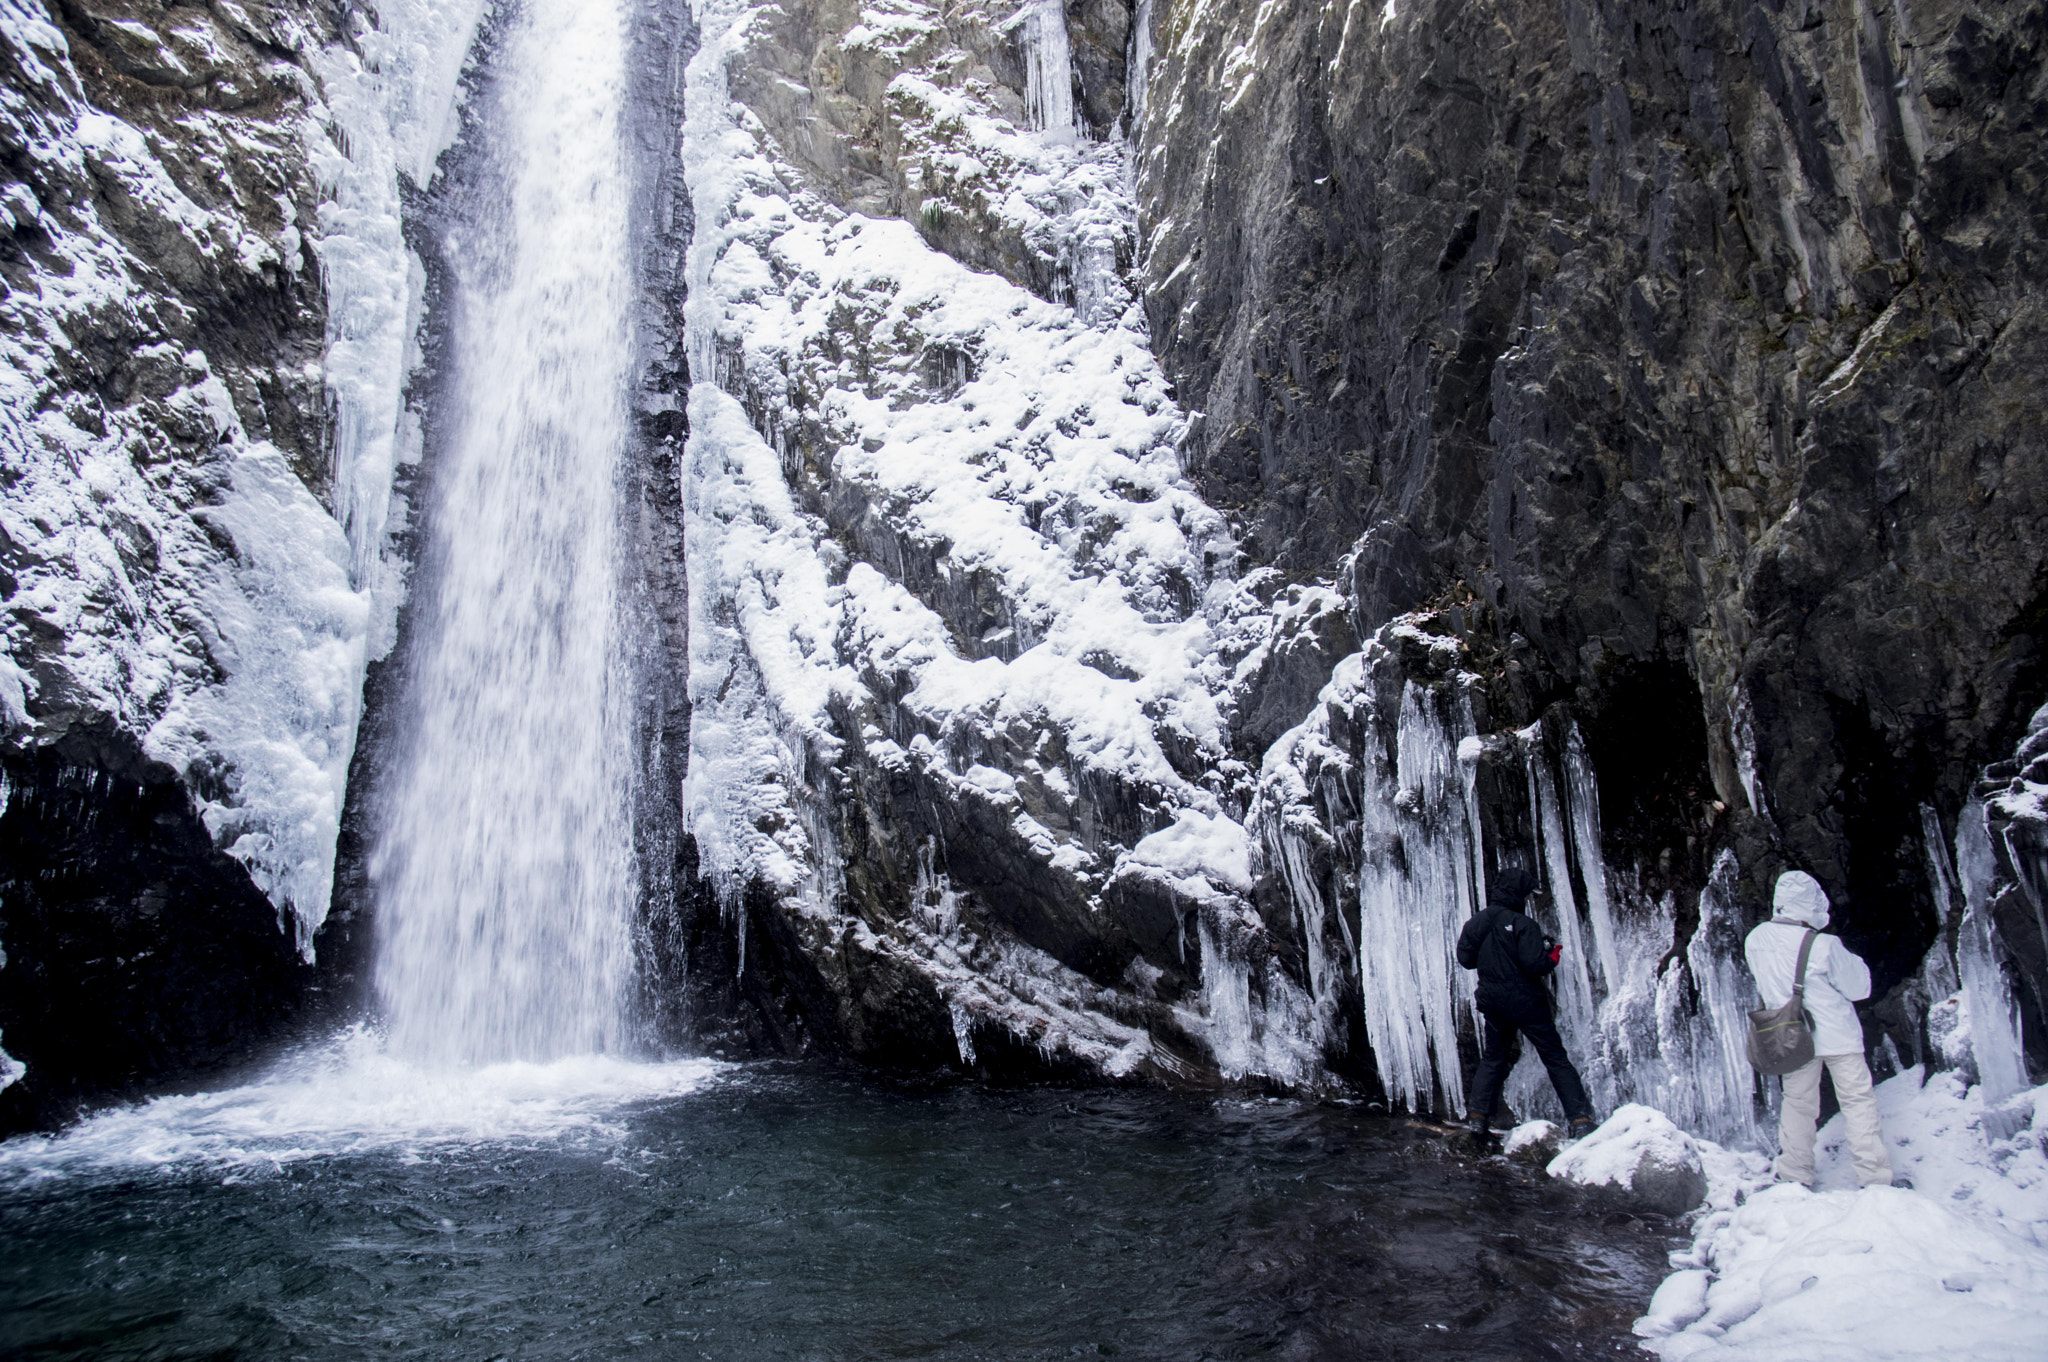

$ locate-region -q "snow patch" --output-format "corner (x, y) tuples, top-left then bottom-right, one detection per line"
(1639, 1070), (2048, 1360)
(1127, 807), (1253, 895)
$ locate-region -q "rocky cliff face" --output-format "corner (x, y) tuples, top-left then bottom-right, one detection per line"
(676, 0), (2048, 1116)
(0, 0), (355, 1129)
(1135, 0), (2048, 1063)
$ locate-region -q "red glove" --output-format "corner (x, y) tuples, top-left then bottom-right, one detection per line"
(1547, 943), (1563, 966)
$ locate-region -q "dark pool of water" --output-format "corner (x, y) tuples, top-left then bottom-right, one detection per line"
(0, 1066), (1678, 1360)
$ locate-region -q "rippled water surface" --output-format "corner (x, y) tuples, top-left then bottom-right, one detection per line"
(0, 1062), (1678, 1360)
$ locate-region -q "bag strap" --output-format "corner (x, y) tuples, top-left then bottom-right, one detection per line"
(1791, 928), (1818, 998)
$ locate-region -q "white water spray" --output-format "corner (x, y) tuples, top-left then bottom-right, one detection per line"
(371, 0), (641, 1066)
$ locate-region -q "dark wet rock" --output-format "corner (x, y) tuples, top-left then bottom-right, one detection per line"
(0, 737), (310, 1135)
(1623, 1157), (1711, 1220)
(1137, 0), (2048, 1021)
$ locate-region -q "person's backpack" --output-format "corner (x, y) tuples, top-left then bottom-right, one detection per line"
(1747, 928), (1818, 1075)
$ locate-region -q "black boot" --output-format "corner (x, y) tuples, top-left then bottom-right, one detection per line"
(1567, 1115), (1597, 1139)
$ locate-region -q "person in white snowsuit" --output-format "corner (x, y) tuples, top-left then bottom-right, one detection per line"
(1743, 870), (1895, 1188)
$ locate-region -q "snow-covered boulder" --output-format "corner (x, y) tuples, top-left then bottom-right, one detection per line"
(1636, 1183), (2048, 1360)
(1548, 1104), (1708, 1216)
(1502, 1118), (1562, 1167)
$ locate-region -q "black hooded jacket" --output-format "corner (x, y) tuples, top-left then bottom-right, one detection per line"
(1456, 868), (1561, 1017)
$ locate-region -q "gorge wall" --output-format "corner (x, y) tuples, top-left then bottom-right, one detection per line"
(671, 0), (2048, 1127)
(0, 0), (348, 1128)
(0, 0), (2043, 1134)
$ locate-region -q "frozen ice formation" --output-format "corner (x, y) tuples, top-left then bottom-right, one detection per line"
(0, 1), (460, 945)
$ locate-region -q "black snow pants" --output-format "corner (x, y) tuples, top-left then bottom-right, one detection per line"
(1469, 1006), (1592, 1126)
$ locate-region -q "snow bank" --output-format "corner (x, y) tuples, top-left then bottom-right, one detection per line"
(1639, 1186), (2048, 1361)
(1637, 1069), (2048, 1360)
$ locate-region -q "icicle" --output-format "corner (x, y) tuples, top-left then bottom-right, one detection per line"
(1271, 823), (1333, 1049)
(1456, 724), (1489, 921)
(1681, 856), (1762, 1147)
(1918, 804), (1964, 1000)
(1563, 723), (1622, 991)
(1125, 0), (1154, 131)
(1015, 0), (1078, 140)
(1356, 682), (1481, 1115)
(1955, 801), (2029, 1104)
(949, 998), (978, 1066)
(1527, 737), (1597, 1034)
(1520, 730), (1614, 1116)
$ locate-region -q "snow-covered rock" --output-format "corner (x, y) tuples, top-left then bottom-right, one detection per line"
(1501, 1118), (1561, 1165)
(676, 0), (1323, 1083)
(1548, 1103), (1708, 1217)
(0, 0), (483, 1129)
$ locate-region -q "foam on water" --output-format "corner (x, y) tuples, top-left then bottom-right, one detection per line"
(0, 1028), (719, 1181)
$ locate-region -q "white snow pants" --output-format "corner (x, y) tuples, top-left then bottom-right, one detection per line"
(1776, 1052), (1892, 1188)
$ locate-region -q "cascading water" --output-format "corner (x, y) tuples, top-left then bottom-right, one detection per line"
(370, 0), (641, 1067)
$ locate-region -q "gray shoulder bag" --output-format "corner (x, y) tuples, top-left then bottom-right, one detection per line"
(1747, 928), (1818, 1075)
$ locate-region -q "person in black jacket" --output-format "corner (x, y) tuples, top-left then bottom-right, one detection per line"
(1456, 865), (1596, 1139)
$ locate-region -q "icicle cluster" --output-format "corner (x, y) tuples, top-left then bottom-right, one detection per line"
(1257, 622), (1770, 1144)
(1016, 0), (1078, 139)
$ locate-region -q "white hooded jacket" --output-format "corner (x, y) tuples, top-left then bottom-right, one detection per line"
(1742, 871), (1873, 1057)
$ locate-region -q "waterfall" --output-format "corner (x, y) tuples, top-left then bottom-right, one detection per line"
(369, 0), (641, 1066)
